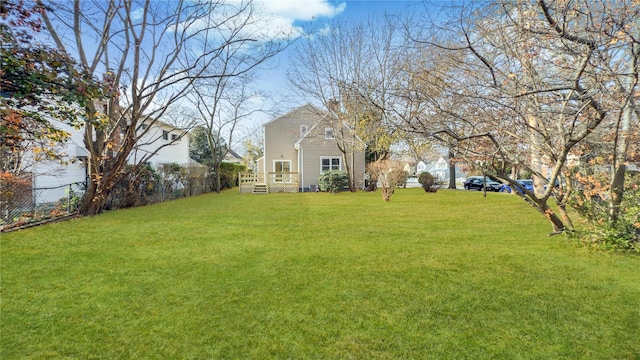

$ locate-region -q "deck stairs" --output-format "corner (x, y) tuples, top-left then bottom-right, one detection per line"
(252, 183), (268, 194)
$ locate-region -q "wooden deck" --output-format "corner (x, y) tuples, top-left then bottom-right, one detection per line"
(239, 172), (300, 194)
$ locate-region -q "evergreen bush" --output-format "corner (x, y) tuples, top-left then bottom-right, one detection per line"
(418, 172), (437, 192)
(318, 170), (348, 193)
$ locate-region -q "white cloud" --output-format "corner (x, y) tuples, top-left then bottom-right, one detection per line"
(130, 7), (144, 21)
(257, 0), (347, 21)
(170, 1), (345, 42)
(240, 0), (346, 40)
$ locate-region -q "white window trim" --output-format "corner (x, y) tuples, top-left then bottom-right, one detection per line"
(325, 127), (334, 139)
(320, 156), (341, 172)
(273, 160), (292, 183)
(300, 124), (309, 137)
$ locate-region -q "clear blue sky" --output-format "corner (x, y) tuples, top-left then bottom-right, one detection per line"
(335, 0), (421, 17)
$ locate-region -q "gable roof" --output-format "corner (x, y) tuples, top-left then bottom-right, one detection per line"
(295, 111), (365, 147)
(226, 148), (243, 160)
(265, 103), (366, 148)
(263, 103), (325, 127)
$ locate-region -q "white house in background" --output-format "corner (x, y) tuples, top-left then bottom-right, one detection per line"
(416, 156), (449, 180)
(29, 120), (89, 190)
(404, 154), (466, 186)
(128, 119), (190, 167)
(28, 119), (190, 197)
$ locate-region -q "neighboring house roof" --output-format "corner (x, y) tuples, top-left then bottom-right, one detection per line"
(139, 117), (187, 134)
(223, 149), (244, 163)
(228, 148), (243, 159)
(188, 158), (208, 167)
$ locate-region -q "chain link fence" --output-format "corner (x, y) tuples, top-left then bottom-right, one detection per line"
(1, 181), (86, 231)
(1, 163), (245, 231)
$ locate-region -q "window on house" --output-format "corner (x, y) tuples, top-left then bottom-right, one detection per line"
(321, 157), (341, 172)
(300, 124), (308, 137)
(140, 123), (148, 131)
(171, 134), (179, 141)
(162, 130), (169, 140)
(325, 127), (334, 139)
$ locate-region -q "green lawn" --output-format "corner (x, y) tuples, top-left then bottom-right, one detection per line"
(1, 189), (639, 359)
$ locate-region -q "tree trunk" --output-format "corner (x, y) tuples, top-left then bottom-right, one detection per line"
(366, 175), (378, 191)
(350, 148), (356, 192)
(513, 189), (566, 234)
(528, 110), (545, 197)
(215, 163), (222, 194)
(609, 96), (634, 224)
(381, 186), (394, 201)
(533, 198), (566, 234)
(609, 163), (626, 223)
(341, 152), (355, 192)
(556, 203), (574, 231)
(482, 172), (487, 197)
(448, 149), (456, 189)
(79, 173), (112, 215)
(79, 179), (98, 215)
(79, 131), (134, 215)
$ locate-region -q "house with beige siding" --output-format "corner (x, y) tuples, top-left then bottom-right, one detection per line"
(240, 104), (366, 193)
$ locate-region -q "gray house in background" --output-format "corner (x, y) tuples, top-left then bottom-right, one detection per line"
(240, 104), (366, 193)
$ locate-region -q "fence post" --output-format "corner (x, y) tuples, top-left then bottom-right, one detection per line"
(32, 186), (36, 216)
(68, 184), (72, 213)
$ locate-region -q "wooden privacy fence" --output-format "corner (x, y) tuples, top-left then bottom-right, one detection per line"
(239, 172), (299, 194)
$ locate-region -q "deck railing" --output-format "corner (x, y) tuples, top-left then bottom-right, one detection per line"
(239, 172), (299, 193)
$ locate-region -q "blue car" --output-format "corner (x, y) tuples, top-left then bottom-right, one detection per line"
(500, 179), (534, 194)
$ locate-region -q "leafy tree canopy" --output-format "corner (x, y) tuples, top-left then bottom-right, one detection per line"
(189, 126), (227, 166)
(0, 0), (102, 172)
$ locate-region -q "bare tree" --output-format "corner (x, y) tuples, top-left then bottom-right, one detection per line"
(392, 0), (639, 234)
(37, 0), (291, 214)
(187, 72), (265, 192)
(288, 16), (406, 192)
(367, 159), (408, 201)
(241, 123), (264, 172)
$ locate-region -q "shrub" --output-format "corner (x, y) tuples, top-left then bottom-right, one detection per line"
(418, 172), (438, 192)
(109, 164), (160, 209)
(208, 163), (246, 191)
(318, 170), (348, 193)
(220, 162), (246, 189)
(0, 172), (32, 224)
(183, 165), (208, 196)
(390, 168), (410, 188)
(569, 172), (640, 252)
(366, 160), (408, 201)
(157, 163), (188, 200)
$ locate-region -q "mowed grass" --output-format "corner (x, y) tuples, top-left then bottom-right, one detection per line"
(1, 189), (639, 359)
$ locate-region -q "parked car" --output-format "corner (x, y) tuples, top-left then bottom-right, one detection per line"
(463, 176), (501, 192)
(404, 176), (421, 188)
(544, 178), (561, 190)
(500, 179), (534, 194)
